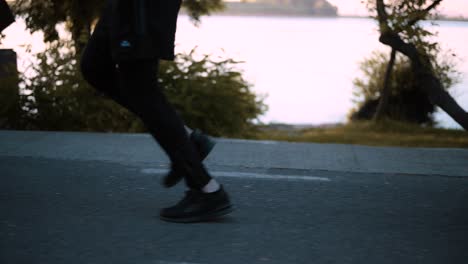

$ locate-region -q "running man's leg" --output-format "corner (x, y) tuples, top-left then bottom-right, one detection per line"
(79, 2), (231, 223)
(116, 61), (232, 223)
(80, 10), (215, 173)
(80, 10), (130, 109)
(116, 60), (212, 190)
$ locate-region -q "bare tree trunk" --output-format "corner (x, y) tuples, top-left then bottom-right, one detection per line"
(418, 69), (468, 129)
(376, 0), (468, 130)
(374, 48), (396, 121)
(378, 32), (468, 130)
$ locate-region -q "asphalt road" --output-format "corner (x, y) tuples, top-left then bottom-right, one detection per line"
(1, 131), (467, 264)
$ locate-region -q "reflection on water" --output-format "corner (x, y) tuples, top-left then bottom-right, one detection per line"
(2, 16), (467, 128)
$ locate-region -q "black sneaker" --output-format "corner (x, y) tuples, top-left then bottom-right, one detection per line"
(162, 130), (216, 188)
(160, 186), (233, 223)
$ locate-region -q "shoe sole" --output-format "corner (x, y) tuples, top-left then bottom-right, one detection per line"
(160, 205), (234, 223)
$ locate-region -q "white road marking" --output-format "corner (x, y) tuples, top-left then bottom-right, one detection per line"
(156, 261), (201, 264)
(218, 138), (278, 145)
(141, 168), (331, 182)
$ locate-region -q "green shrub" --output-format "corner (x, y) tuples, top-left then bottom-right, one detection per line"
(2, 42), (267, 137)
(350, 51), (459, 125)
(13, 42), (143, 132)
(160, 50), (267, 137)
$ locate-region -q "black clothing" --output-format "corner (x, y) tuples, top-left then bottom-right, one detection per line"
(160, 186), (233, 223)
(80, 1), (212, 190)
(0, 0), (14, 32)
(108, 0), (182, 62)
(163, 130), (216, 188)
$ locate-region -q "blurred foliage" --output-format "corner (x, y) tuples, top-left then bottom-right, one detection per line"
(351, 0), (460, 125)
(365, 0), (442, 49)
(1, 42), (266, 137)
(183, 0), (224, 24)
(12, 0), (103, 50)
(350, 51), (459, 125)
(12, 41), (144, 132)
(3, 0), (268, 137)
(161, 50), (267, 137)
(12, 0), (225, 49)
(364, 0), (446, 68)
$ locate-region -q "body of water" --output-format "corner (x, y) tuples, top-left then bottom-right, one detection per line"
(2, 16), (468, 128)
(176, 16), (468, 129)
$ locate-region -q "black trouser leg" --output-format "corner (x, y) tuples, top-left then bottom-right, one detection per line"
(80, 15), (212, 190)
(116, 61), (212, 189)
(80, 11), (129, 108)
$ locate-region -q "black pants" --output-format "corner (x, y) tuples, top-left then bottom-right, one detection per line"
(80, 9), (211, 190)
(0, 0), (15, 32)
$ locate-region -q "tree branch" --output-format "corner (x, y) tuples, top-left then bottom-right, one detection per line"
(379, 33), (419, 62)
(406, 0), (444, 27)
(375, 0), (468, 130)
(376, 0), (390, 33)
(375, 0), (425, 63)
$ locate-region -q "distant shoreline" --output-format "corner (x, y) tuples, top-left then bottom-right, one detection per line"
(209, 12), (339, 19)
(339, 15), (468, 23)
(183, 1), (338, 18)
(342, 15), (468, 23)
(191, 2), (468, 22)
(192, 12), (468, 23)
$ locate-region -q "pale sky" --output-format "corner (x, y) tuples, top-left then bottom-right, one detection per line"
(228, 0), (468, 17)
(326, 0), (468, 17)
